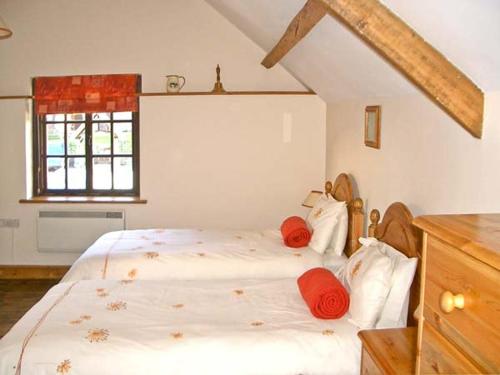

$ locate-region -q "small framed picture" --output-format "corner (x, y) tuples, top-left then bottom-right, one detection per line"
(364, 105), (381, 149)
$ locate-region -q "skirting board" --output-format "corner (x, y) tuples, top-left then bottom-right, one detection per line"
(0, 265), (70, 279)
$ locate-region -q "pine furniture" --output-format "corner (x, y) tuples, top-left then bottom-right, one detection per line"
(358, 202), (421, 375)
(413, 214), (500, 374)
(358, 327), (416, 375)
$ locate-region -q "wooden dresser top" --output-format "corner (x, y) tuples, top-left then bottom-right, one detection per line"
(413, 214), (500, 270)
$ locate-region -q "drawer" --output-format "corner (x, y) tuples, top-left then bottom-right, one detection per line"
(424, 235), (500, 373)
(419, 321), (481, 374)
(360, 348), (382, 375)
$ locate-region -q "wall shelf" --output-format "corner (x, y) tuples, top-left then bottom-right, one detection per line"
(0, 90), (315, 100)
(0, 95), (33, 100)
(139, 90), (315, 96)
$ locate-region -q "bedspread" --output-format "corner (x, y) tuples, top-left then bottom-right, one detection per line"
(62, 228), (324, 282)
(0, 278), (361, 375)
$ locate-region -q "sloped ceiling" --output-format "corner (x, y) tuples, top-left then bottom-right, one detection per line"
(206, 0), (500, 103)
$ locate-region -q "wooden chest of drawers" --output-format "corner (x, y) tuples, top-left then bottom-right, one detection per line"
(414, 214), (500, 374)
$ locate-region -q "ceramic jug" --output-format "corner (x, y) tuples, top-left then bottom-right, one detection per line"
(166, 75), (186, 93)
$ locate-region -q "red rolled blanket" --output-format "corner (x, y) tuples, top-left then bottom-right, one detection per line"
(280, 216), (311, 248)
(297, 267), (350, 319)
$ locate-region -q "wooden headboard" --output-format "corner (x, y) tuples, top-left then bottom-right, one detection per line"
(368, 202), (422, 326)
(324, 173), (364, 257)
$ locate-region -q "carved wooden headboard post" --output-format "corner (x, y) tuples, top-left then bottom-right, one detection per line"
(326, 173), (364, 257)
(324, 180), (334, 196)
(368, 209), (381, 237)
(347, 198), (364, 256)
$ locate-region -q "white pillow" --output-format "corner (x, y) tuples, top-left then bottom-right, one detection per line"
(306, 196), (345, 254)
(326, 204), (348, 256)
(368, 239), (418, 328)
(340, 240), (396, 329)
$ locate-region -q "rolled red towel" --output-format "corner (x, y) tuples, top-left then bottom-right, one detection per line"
(298, 267), (350, 319)
(280, 216), (311, 248)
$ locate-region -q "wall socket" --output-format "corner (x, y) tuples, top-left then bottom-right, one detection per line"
(0, 219), (20, 228)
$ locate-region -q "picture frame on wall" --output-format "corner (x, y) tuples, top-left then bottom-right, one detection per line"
(364, 105), (381, 149)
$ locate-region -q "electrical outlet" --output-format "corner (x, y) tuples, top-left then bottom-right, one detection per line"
(0, 219), (20, 228)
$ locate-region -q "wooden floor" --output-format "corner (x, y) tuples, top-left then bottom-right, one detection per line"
(0, 279), (59, 338)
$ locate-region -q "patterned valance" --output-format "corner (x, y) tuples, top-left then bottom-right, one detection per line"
(34, 74), (139, 114)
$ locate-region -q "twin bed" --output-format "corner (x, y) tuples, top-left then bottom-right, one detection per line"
(0, 174), (421, 375)
(61, 173), (364, 283)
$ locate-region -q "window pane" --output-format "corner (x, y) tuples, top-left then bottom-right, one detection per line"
(113, 112), (132, 120)
(113, 157), (133, 189)
(92, 112), (111, 121)
(67, 157), (86, 189)
(67, 113), (85, 122)
(47, 158), (65, 189)
(45, 114), (64, 122)
(93, 157), (111, 189)
(46, 123), (65, 155)
(92, 123), (111, 155)
(67, 123), (86, 155)
(113, 122), (132, 154)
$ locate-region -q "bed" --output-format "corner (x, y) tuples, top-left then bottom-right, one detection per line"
(61, 173), (364, 282)
(367, 202), (422, 326)
(0, 202), (421, 375)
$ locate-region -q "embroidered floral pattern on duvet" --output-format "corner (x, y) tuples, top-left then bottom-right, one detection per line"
(0, 279), (361, 375)
(61, 228), (324, 282)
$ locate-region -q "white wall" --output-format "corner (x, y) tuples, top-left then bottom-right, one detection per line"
(0, 96), (325, 265)
(0, 0), (304, 94)
(326, 92), (500, 227)
(0, 0), (326, 265)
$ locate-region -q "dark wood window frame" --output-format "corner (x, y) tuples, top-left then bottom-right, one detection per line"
(32, 80), (141, 197)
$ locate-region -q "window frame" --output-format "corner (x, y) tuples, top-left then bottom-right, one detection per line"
(32, 85), (140, 197)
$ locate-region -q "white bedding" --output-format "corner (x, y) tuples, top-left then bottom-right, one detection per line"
(62, 228), (324, 282)
(0, 278), (361, 375)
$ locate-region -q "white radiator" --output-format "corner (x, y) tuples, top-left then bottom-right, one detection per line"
(37, 210), (125, 253)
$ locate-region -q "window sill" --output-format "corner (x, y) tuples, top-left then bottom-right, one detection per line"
(19, 196), (147, 204)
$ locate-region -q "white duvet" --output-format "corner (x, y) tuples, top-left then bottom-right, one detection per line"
(0, 278), (361, 375)
(62, 228), (324, 282)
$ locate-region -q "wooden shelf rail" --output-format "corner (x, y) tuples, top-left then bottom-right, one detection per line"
(0, 95), (33, 100)
(0, 91), (315, 100)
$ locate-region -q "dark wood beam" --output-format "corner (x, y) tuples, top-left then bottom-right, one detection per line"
(261, 0), (328, 68)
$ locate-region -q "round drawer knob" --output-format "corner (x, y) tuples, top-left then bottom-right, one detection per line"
(440, 291), (465, 313)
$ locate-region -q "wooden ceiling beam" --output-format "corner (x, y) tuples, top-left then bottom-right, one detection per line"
(262, 0), (484, 137)
(319, 0), (484, 137)
(261, 0), (328, 69)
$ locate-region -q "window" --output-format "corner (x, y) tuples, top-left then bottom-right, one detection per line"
(33, 111), (140, 196)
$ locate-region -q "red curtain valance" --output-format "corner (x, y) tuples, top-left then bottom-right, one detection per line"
(34, 74), (139, 114)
